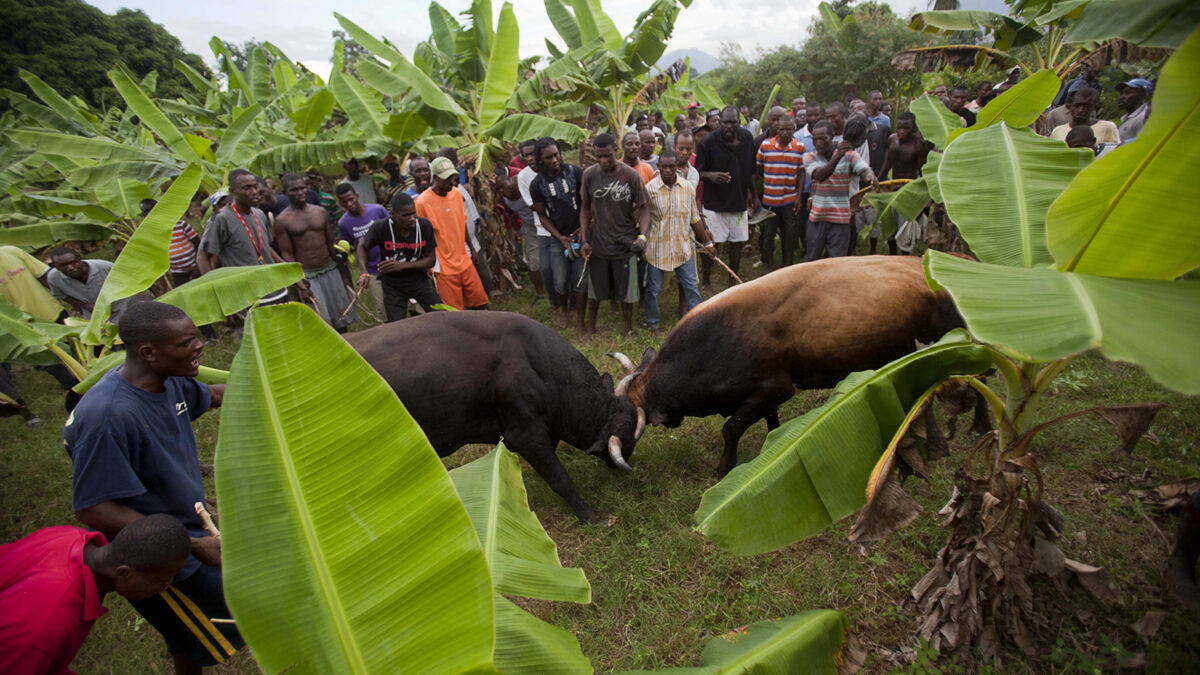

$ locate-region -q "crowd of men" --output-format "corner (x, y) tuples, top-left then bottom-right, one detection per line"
(0, 67), (1159, 673)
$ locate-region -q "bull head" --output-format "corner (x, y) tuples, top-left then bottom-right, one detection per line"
(608, 352), (647, 440)
(608, 435), (633, 471)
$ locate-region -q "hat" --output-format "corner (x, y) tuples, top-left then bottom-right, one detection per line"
(687, 101), (699, 109)
(430, 156), (457, 180)
(383, 153), (399, 165)
(209, 190), (228, 207)
(1117, 78), (1153, 92)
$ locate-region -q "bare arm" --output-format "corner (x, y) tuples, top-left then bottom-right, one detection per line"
(77, 500), (222, 566)
(197, 250), (218, 274)
(809, 147), (848, 182)
(208, 383), (224, 408)
(578, 192), (592, 258)
(274, 219), (296, 263)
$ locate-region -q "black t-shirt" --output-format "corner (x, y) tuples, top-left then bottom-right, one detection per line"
(867, 122), (891, 176)
(956, 108), (977, 127)
(695, 127), (756, 213)
(529, 164), (583, 237)
(360, 217), (436, 289)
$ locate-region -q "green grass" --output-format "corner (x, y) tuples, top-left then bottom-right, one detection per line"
(3, 244), (1198, 673)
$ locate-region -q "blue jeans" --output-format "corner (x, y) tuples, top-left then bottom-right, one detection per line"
(537, 235), (559, 307)
(644, 257), (703, 328)
(546, 237), (586, 297)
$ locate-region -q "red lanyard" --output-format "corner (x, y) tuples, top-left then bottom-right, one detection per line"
(230, 205), (265, 263)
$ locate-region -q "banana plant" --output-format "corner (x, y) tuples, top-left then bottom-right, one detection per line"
(695, 24), (1200, 660)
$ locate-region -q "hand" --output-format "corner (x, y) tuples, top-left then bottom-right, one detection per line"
(192, 535), (222, 567)
(869, 174), (880, 190)
(557, 235), (573, 250)
(632, 237), (646, 254)
(699, 242), (717, 257)
(793, 200), (803, 216)
(713, 172), (732, 184)
(747, 194), (759, 212)
(580, 242), (592, 259)
(357, 274), (371, 292)
(836, 141), (854, 154)
(297, 283), (315, 303)
(378, 260), (400, 274)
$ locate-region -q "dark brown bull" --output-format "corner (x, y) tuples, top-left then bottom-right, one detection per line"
(346, 311), (643, 524)
(611, 255), (968, 474)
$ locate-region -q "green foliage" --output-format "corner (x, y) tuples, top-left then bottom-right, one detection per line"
(0, 0), (211, 110)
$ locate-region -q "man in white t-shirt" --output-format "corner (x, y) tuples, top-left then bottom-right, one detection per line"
(339, 157), (378, 204)
(516, 139), (551, 303)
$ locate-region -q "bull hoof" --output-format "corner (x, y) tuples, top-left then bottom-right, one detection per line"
(581, 512), (616, 527)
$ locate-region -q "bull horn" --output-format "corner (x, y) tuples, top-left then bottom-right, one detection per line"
(608, 435), (633, 471)
(607, 351), (636, 375)
(635, 407), (646, 440)
(614, 372), (636, 397)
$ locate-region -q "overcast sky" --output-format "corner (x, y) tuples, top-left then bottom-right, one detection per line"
(88, 0), (1009, 81)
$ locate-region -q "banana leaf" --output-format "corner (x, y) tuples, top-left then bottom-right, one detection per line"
(215, 303), (497, 673)
(545, 0), (583, 49)
(247, 47), (272, 103)
(6, 129), (167, 163)
(175, 59), (218, 93)
(246, 139), (368, 178)
(925, 250), (1200, 395)
(861, 178), (929, 239)
(209, 38), (253, 104)
(18, 69), (96, 134)
(0, 296), (79, 348)
(945, 69), (1060, 144)
(81, 165), (201, 344)
(214, 103), (264, 167)
(109, 68), (201, 164)
(1064, 0), (1200, 48)
(909, 10), (1044, 50)
(356, 60), (466, 117)
(67, 161), (182, 190)
(618, 610), (848, 675)
(477, 3), (519, 132)
(0, 222), (113, 246)
(330, 72), (385, 139)
(449, 445), (592, 674)
(485, 114), (588, 144)
(909, 94), (963, 150)
(923, 151), (944, 203)
(1046, 26), (1200, 280)
(428, 3), (461, 58)
(94, 179), (152, 219)
(289, 88), (334, 140)
(623, 0), (681, 75)
(694, 331), (993, 555)
(939, 124), (1091, 268)
(155, 263), (303, 326)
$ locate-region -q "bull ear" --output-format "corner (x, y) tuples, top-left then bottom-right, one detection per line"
(600, 372), (613, 391)
(640, 347), (656, 368)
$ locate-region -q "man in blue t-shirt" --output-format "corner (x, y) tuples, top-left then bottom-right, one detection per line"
(64, 301), (244, 671)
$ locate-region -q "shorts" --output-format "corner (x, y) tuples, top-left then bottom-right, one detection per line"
(520, 221), (540, 268)
(129, 563), (244, 666)
(382, 276), (442, 321)
(435, 266), (489, 309)
(702, 209), (749, 243)
(588, 256), (635, 302)
(305, 262), (355, 329)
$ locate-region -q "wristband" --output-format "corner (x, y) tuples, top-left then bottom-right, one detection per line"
(359, 272), (370, 278)
(704, 241), (715, 248)
(637, 234), (647, 242)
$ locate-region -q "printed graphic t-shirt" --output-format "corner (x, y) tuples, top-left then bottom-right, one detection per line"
(581, 163), (648, 258)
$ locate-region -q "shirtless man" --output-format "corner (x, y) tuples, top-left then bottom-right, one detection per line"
(275, 173), (356, 331)
(878, 112), (929, 255)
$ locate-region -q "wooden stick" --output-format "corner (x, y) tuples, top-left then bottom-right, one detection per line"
(209, 618), (237, 624)
(693, 240), (744, 285)
(194, 501), (220, 538)
(577, 256), (589, 287)
(338, 284), (365, 321)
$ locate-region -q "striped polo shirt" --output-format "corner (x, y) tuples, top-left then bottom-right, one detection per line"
(755, 136), (806, 207)
(168, 220), (198, 272)
(803, 150), (869, 225)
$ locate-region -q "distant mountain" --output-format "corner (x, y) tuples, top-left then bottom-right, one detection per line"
(657, 49), (720, 75)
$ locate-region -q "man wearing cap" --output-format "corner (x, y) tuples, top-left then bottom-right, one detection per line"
(1116, 78), (1153, 143)
(415, 157), (488, 310)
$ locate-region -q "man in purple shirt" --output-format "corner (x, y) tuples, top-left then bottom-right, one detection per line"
(336, 183), (389, 316)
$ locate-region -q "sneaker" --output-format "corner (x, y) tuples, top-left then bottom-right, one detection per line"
(25, 416), (43, 427)
(748, 208), (774, 224)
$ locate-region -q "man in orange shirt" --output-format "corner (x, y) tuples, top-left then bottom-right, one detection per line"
(622, 132), (655, 184)
(415, 157), (489, 310)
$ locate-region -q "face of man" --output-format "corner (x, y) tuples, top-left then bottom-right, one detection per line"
(1066, 129), (1097, 150)
(638, 130), (656, 159)
(622, 133), (641, 164)
(673, 135), (694, 166)
(145, 317), (204, 378)
(256, 181), (276, 208)
(869, 91), (883, 113)
(881, 103), (893, 118)
(792, 97), (806, 116)
(409, 159), (431, 191)
(720, 108), (739, 141)
(520, 144), (536, 166)
(806, 104), (821, 122)
(305, 174), (321, 192)
(635, 117), (650, 131)
(812, 126), (833, 156)
(52, 252), (88, 282)
(1069, 95), (1096, 125)
(825, 107), (845, 134)
(850, 99), (866, 114)
(694, 127), (709, 143)
(775, 116), (796, 143)
(391, 202), (417, 228)
(115, 559), (186, 602)
(949, 88), (969, 111)
(977, 82), (993, 100)
(674, 113), (687, 131)
(595, 144), (617, 171)
(706, 111), (721, 128)
(284, 178), (307, 209)
(337, 189), (361, 215)
(932, 85), (948, 98)
(896, 118), (913, 141)
(658, 156), (677, 186)
(231, 174), (259, 210)
(342, 159), (360, 180)
(1118, 86), (1146, 113)
(384, 162), (401, 181)
(432, 173), (455, 196)
(539, 144), (562, 176)
(793, 108), (807, 128)
(739, 106), (750, 120)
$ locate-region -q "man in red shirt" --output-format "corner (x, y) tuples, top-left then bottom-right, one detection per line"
(416, 157), (489, 310)
(0, 515), (190, 674)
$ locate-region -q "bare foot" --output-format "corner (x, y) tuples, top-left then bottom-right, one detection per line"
(558, 313), (569, 329)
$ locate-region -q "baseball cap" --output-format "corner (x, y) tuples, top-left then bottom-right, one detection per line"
(687, 101), (699, 109)
(1117, 78), (1153, 92)
(209, 190), (228, 207)
(430, 156), (457, 179)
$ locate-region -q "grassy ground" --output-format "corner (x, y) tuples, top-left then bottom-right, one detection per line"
(2, 242), (1198, 673)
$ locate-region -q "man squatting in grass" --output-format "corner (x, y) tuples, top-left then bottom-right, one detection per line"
(355, 192), (441, 322)
(695, 105), (758, 288)
(529, 137), (588, 332)
(643, 148), (715, 332)
(802, 119), (878, 261)
(579, 133), (650, 338)
(64, 301), (244, 673)
(0, 515), (191, 674)
(415, 156), (489, 311)
(274, 172), (357, 332)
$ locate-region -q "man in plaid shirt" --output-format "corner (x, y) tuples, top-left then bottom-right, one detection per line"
(643, 149), (715, 332)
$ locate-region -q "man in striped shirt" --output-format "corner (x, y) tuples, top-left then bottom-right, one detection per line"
(802, 120), (877, 261)
(643, 150), (714, 331)
(755, 114), (806, 270)
(142, 198), (201, 288)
